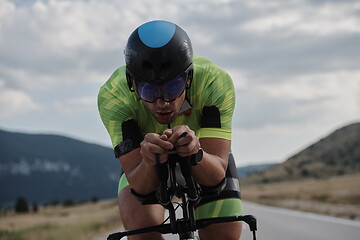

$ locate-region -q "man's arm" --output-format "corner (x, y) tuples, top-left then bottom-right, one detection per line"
(193, 137), (230, 186)
(118, 133), (173, 195)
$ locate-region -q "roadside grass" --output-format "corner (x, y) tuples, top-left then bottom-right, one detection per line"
(0, 199), (120, 240)
(241, 173), (360, 220)
(2, 174), (359, 240)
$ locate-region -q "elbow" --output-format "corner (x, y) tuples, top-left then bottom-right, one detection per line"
(214, 158), (227, 184)
(197, 170), (226, 187)
(213, 171), (226, 186)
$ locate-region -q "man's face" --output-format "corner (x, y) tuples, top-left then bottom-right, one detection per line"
(142, 91), (186, 124)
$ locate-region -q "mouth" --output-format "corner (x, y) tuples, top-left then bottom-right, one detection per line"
(155, 111), (174, 121)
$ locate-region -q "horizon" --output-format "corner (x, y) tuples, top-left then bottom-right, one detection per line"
(2, 120), (358, 167)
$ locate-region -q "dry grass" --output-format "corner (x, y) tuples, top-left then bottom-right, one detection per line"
(2, 174), (359, 239)
(241, 174), (360, 220)
(0, 199), (120, 240)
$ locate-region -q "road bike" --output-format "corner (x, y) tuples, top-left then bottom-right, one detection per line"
(107, 151), (257, 240)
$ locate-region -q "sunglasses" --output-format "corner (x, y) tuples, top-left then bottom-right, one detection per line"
(134, 71), (189, 103)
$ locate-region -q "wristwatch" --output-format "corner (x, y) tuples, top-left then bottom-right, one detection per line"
(191, 148), (203, 166)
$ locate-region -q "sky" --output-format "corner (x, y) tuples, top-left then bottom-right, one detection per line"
(0, 0), (359, 167)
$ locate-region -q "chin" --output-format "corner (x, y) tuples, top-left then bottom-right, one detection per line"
(156, 116), (176, 125)
(157, 119), (173, 125)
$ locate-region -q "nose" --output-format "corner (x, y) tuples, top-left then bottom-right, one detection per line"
(155, 98), (169, 108)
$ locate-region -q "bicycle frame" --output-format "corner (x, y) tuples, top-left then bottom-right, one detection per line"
(108, 154), (257, 240)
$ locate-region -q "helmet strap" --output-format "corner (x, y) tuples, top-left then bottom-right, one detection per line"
(126, 70), (135, 92)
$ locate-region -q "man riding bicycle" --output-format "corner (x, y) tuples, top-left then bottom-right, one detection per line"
(98, 20), (242, 240)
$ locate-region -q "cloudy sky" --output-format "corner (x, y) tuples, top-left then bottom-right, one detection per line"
(0, 0), (359, 166)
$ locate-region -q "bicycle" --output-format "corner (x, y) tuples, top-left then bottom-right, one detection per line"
(107, 150), (257, 240)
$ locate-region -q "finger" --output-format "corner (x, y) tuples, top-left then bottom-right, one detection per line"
(163, 129), (173, 138)
(160, 134), (169, 141)
(175, 133), (191, 146)
(176, 137), (200, 156)
(141, 142), (168, 155)
(168, 129), (189, 144)
(139, 143), (164, 165)
(175, 147), (192, 157)
(158, 152), (169, 164)
(144, 134), (173, 150)
(175, 143), (197, 157)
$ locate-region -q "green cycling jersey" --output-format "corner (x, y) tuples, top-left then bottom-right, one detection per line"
(98, 56), (242, 220)
(98, 56), (235, 150)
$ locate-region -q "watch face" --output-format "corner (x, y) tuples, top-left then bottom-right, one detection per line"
(191, 148), (203, 166)
(196, 148), (203, 164)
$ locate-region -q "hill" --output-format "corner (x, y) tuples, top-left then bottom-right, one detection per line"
(240, 122), (360, 220)
(0, 128), (273, 208)
(237, 163), (275, 178)
(0, 129), (121, 207)
(242, 122), (360, 184)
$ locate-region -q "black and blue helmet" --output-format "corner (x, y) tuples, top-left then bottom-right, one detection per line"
(125, 20), (193, 89)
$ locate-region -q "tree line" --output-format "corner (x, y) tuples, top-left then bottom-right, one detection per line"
(1, 196), (99, 214)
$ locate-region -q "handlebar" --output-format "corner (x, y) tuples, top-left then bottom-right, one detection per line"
(108, 134), (257, 240)
(108, 214), (257, 240)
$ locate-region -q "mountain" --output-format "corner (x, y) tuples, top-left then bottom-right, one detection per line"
(0, 129), (121, 207)
(242, 122), (360, 184)
(237, 163), (276, 178)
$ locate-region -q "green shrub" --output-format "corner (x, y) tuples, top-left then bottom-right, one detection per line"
(15, 197), (29, 213)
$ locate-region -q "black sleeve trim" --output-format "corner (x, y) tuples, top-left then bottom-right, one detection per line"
(199, 177), (226, 196)
(130, 189), (159, 205)
(201, 106), (221, 128)
(114, 119), (143, 158)
(226, 152), (239, 178)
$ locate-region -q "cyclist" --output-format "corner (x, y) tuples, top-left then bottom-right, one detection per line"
(98, 20), (242, 240)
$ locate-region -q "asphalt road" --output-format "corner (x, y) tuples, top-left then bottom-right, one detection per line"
(241, 202), (360, 240)
(92, 202), (360, 240)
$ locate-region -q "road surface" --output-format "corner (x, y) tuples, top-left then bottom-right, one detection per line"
(241, 202), (360, 240)
(92, 202), (360, 240)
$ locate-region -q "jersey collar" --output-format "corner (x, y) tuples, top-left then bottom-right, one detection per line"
(179, 99), (192, 114)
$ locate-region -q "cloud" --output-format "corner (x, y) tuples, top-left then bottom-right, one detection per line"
(258, 70), (360, 102)
(241, 0), (360, 36)
(0, 0), (359, 165)
(0, 82), (41, 119)
(227, 69), (249, 90)
(54, 96), (97, 118)
(0, 0), (132, 87)
(234, 69), (360, 129)
(29, 0), (127, 51)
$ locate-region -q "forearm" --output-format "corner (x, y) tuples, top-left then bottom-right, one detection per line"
(118, 148), (160, 195)
(192, 150), (227, 186)
(190, 137), (230, 186)
(119, 132), (174, 195)
(126, 161), (159, 195)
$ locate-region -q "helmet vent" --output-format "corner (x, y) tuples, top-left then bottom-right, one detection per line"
(142, 61), (155, 80)
(160, 61), (171, 80)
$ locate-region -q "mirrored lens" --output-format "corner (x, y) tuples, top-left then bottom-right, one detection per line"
(162, 74), (186, 101)
(135, 72), (186, 103)
(136, 81), (160, 102)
